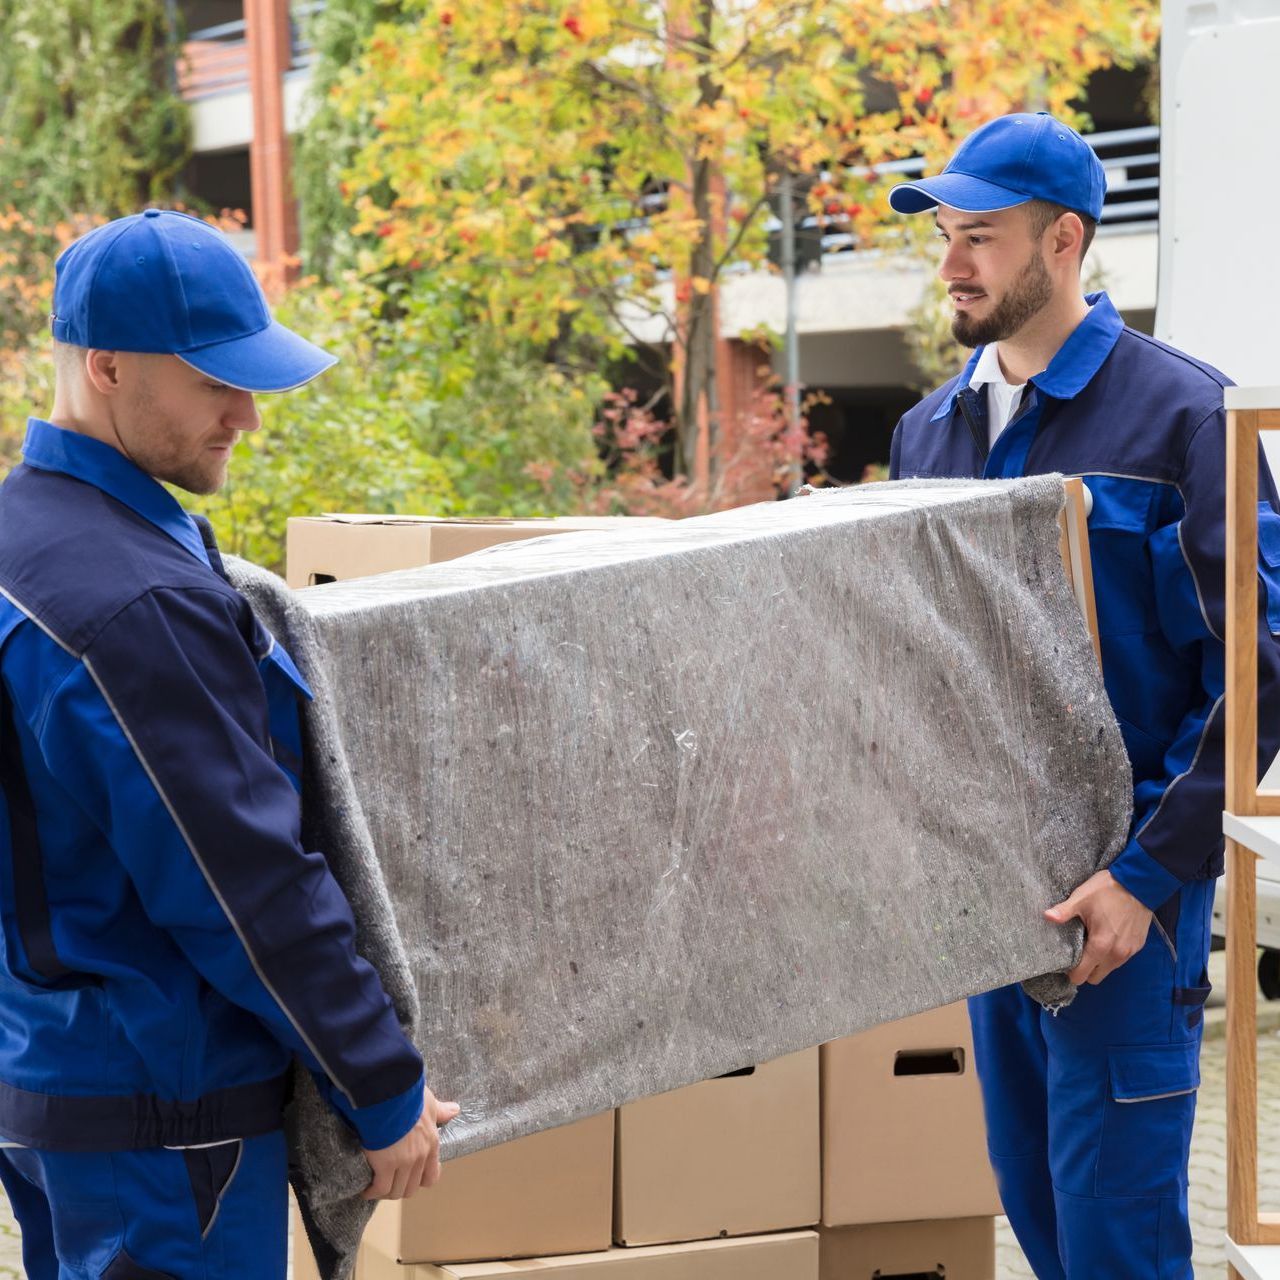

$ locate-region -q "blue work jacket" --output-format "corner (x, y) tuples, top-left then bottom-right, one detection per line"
(0, 419), (424, 1151)
(890, 292), (1280, 909)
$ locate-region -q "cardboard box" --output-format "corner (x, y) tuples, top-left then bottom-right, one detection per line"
(285, 515), (665, 589)
(821, 1002), (999, 1226)
(818, 1217), (995, 1280)
(362, 1111), (614, 1265)
(360, 1231), (819, 1280)
(613, 1049), (820, 1246)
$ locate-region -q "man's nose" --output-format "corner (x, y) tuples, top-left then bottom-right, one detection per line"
(226, 389), (261, 433)
(939, 241), (972, 283)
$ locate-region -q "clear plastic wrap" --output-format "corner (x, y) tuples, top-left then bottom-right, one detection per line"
(229, 474), (1132, 1278)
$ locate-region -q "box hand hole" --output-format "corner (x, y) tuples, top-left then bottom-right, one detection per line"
(892, 1048), (964, 1077)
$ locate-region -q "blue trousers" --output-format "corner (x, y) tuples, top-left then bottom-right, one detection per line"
(0, 1130), (287, 1279)
(969, 877), (1213, 1280)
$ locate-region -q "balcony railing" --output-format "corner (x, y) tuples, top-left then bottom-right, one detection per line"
(177, 3), (321, 101)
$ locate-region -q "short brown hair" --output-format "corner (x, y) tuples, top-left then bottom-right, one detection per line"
(52, 340), (88, 381)
(1027, 200), (1097, 262)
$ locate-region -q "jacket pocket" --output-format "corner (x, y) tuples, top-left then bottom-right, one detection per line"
(182, 1140), (243, 1239)
(1096, 1042), (1200, 1196)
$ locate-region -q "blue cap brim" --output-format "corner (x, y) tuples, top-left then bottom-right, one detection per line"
(889, 172), (1033, 215)
(177, 319), (337, 393)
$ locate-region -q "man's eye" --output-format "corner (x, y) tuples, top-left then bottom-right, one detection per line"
(969, 236), (988, 246)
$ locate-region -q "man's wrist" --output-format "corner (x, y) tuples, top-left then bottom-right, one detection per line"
(339, 1073), (427, 1151)
(1106, 840), (1182, 911)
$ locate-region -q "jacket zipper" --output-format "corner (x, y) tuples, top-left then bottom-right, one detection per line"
(957, 391), (989, 466)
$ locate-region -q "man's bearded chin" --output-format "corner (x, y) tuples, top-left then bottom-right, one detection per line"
(951, 252), (1054, 348)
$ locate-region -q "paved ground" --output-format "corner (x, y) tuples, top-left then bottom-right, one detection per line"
(0, 952), (1273, 1278)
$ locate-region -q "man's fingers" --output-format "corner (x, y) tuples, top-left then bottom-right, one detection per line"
(361, 1164), (392, 1201)
(1044, 894), (1080, 926)
(387, 1167), (409, 1201)
(436, 1100), (461, 1125)
(1066, 935), (1105, 985)
(1067, 933), (1138, 986)
(422, 1146), (442, 1190)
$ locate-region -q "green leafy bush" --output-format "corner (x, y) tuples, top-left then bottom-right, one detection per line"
(192, 276), (461, 573)
(192, 275), (610, 571)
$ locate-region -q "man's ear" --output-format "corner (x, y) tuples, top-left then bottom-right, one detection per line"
(83, 349), (122, 397)
(1052, 212), (1086, 268)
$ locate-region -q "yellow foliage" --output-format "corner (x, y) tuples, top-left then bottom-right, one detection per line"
(327, 0), (1157, 456)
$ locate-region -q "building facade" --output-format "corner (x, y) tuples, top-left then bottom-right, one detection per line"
(175, 1), (1158, 481)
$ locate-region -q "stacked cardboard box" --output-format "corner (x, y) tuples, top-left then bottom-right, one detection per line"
(365, 1113), (614, 1266)
(613, 1049), (820, 1247)
(285, 514), (667, 588)
(819, 1001), (1000, 1277)
(359, 1231), (819, 1279)
(818, 1217), (995, 1280)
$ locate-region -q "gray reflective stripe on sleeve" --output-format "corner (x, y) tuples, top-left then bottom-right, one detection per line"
(1134, 693), (1224, 842)
(1177, 519), (1222, 643)
(0, 586), (78, 658)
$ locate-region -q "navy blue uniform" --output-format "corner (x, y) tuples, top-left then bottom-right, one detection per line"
(890, 292), (1280, 1278)
(0, 418), (424, 1278)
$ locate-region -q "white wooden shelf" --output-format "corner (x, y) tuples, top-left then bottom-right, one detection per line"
(1228, 1238), (1280, 1280)
(1225, 387), (1280, 411)
(1224, 813), (1280, 870)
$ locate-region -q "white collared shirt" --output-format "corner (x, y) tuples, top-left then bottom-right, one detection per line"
(969, 344), (1027, 448)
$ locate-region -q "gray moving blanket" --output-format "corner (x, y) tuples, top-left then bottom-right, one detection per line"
(227, 474), (1132, 1279)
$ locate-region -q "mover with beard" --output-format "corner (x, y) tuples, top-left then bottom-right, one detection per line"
(888, 112), (1280, 1279)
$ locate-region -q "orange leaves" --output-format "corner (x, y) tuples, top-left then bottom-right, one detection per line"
(329, 0), (1158, 432)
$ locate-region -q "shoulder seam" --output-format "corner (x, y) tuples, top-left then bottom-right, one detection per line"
(1118, 327), (1232, 390)
(84, 584), (245, 658)
(1182, 404), (1224, 466)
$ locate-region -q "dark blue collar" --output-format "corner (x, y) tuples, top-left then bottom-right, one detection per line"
(930, 291), (1125, 422)
(21, 418), (211, 569)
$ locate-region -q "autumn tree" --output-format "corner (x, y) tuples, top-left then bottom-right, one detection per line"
(0, 0), (188, 343)
(326, 0), (1156, 488)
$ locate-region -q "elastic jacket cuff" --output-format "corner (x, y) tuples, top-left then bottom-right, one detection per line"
(1107, 840), (1184, 911)
(334, 1073), (425, 1150)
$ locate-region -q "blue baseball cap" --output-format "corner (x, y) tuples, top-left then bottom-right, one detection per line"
(50, 209), (336, 393)
(889, 112), (1105, 222)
